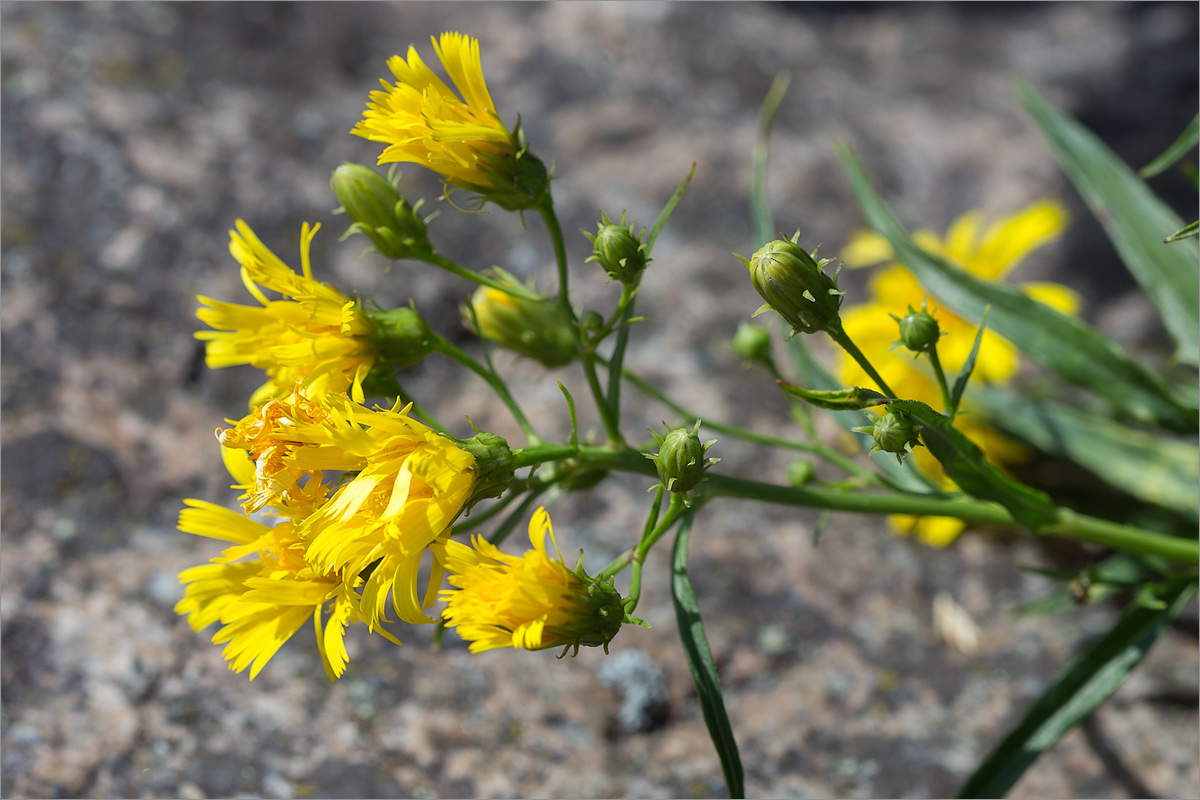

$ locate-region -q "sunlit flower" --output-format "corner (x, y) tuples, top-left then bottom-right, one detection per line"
(218, 391), (478, 628)
(174, 499), (395, 680)
(838, 200), (1079, 547)
(196, 220), (378, 405)
(352, 32), (548, 211)
(439, 507), (627, 654)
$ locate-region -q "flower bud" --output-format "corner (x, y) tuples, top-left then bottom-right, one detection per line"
(584, 211), (648, 284)
(892, 302), (941, 354)
(460, 430), (516, 511)
(738, 232), (845, 337)
(331, 163), (430, 261)
(786, 459), (815, 487)
(732, 322), (773, 368)
(464, 282), (577, 369)
(645, 421), (719, 496)
(853, 410), (922, 464)
(361, 305), (435, 369)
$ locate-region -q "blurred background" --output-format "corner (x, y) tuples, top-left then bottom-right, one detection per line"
(2, 2), (1196, 797)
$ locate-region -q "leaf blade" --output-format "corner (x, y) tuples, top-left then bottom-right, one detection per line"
(958, 577), (1198, 798)
(1018, 83), (1199, 365)
(671, 514), (745, 799)
(889, 399), (1059, 531)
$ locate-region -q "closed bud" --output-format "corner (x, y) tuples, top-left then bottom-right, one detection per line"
(892, 301), (941, 354)
(464, 275), (577, 369)
(460, 430), (516, 511)
(738, 232), (845, 337)
(852, 410), (922, 464)
(732, 322), (773, 368)
(786, 459), (815, 487)
(331, 163), (430, 261)
(584, 211), (648, 284)
(645, 421), (719, 496)
(361, 305), (435, 369)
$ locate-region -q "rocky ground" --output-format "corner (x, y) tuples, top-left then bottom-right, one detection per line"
(2, 2), (1197, 798)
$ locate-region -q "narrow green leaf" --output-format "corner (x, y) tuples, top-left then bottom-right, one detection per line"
(959, 577), (1197, 798)
(1139, 113), (1198, 178)
(836, 142), (1198, 432)
(671, 514), (745, 799)
(752, 71), (792, 248)
(889, 399), (1059, 531)
(776, 383), (891, 410)
(558, 381), (580, 450)
(1018, 83), (1199, 366)
(645, 162), (696, 255)
(1016, 554), (1162, 617)
(1165, 220), (1199, 243)
(785, 333), (941, 493)
(970, 385), (1199, 517)
(949, 306), (990, 416)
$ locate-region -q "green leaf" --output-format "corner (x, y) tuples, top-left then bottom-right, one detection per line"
(671, 514), (745, 799)
(777, 383), (891, 410)
(645, 162), (696, 255)
(1165, 220), (1199, 243)
(959, 577), (1197, 798)
(1018, 83), (1199, 366)
(1016, 553), (1163, 617)
(752, 71), (792, 248)
(1139, 113), (1198, 179)
(889, 399), (1059, 531)
(949, 306), (990, 417)
(785, 333), (941, 494)
(835, 142), (1198, 433)
(970, 385), (1199, 518)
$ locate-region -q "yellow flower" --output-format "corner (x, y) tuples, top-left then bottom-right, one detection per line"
(439, 507), (626, 654)
(351, 33), (548, 211)
(838, 200), (1079, 547)
(196, 220), (378, 405)
(174, 499), (396, 680)
(218, 391), (478, 628)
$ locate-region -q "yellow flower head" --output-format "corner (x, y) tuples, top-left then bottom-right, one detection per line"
(439, 507), (627, 654)
(351, 33), (549, 211)
(838, 200), (1079, 546)
(196, 220), (378, 405)
(174, 499), (396, 680)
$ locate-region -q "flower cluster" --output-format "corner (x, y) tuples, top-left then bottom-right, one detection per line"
(838, 200), (1079, 545)
(179, 33), (628, 681)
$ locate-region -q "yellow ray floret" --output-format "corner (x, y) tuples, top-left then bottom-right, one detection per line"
(439, 507), (626, 654)
(174, 499), (394, 680)
(196, 220), (377, 404)
(838, 200), (1078, 546)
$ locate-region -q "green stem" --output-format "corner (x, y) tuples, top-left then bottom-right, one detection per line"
(601, 357), (871, 480)
(604, 283), (639, 421)
(830, 326), (897, 399)
(419, 250), (517, 294)
(537, 196), (625, 446)
(432, 334), (541, 444)
(927, 347), (954, 415)
(510, 442), (1199, 565)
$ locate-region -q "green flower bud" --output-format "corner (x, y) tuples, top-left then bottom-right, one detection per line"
(852, 410), (922, 464)
(583, 211), (648, 284)
(463, 278), (577, 369)
(645, 421), (719, 496)
(732, 322), (773, 368)
(331, 163), (430, 260)
(786, 459), (815, 487)
(580, 310), (604, 333)
(892, 302), (941, 354)
(460, 430), (516, 511)
(361, 305), (435, 369)
(738, 232), (845, 337)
